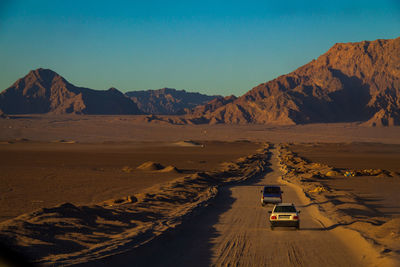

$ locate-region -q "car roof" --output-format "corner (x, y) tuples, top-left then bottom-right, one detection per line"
(264, 185), (280, 188)
(275, 203), (295, 206)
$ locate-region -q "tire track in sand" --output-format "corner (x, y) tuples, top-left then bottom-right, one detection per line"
(85, 147), (362, 267)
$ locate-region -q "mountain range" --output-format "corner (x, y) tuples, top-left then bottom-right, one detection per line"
(126, 88), (219, 115)
(188, 37), (400, 126)
(0, 69), (141, 115)
(1, 36), (399, 126)
(0, 70), (217, 115)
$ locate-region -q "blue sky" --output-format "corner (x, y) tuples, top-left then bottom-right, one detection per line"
(0, 1), (399, 96)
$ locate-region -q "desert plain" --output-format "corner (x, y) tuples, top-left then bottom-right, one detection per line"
(0, 115), (400, 266)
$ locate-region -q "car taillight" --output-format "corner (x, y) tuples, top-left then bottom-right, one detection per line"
(271, 216), (277, 220)
(293, 216), (299, 220)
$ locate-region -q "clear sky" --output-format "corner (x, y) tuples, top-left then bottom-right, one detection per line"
(0, 0), (399, 96)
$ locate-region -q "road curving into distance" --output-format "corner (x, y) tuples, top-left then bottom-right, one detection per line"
(84, 148), (362, 267)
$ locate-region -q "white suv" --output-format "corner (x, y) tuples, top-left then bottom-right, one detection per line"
(268, 203), (300, 230)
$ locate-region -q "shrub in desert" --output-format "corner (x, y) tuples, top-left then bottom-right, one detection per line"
(344, 171), (356, 177)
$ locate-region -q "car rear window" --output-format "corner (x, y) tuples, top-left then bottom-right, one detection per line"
(264, 187), (280, 194)
(274, 206), (296, 212)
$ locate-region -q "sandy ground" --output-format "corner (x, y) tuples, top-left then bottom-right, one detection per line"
(0, 141), (259, 222)
(82, 149), (365, 267)
(0, 115), (400, 265)
(0, 143), (269, 265)
(289, 143), (400, 217)
(289, 143), (400, 172)
(278, 144), (400, 264)
(1, 115), (400, 143)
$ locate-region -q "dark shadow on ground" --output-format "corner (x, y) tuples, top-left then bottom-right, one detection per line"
(78, 151), (272, 267)
(0, 242), (37, 267)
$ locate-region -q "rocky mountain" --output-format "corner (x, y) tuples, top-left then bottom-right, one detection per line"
(188, 95), (237, 117)
(125, 88), (219, 115)
(190, 37), (400, 126)
(2, 37), (399, 125)
(0, 68), (142, 115)
(0, 69), (221, 116)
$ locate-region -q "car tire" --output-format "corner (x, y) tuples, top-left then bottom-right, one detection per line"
(261, 202), (265, 207)
(296, 223), (300, 230)
(270, 225), (274, 231)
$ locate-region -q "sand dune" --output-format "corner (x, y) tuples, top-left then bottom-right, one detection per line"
(0, 144), (270, 265)
(0, 141), (259, 222)
(137, 161), (181, 173)
(52, 139), (77, 144)
(1, 116), (399, 265)
(159, 165), (181, 173)
(173, 140), (204, 147)
(137, 161), (165, 171)
(278, 144), (400, 263)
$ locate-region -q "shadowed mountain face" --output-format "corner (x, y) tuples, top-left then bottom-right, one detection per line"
(125, 88), (220, 115)
(0, 69), (141, 115)
(191, 37), (400, 126)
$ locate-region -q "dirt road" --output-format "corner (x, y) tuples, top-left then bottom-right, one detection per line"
(85, 149), (362, 267)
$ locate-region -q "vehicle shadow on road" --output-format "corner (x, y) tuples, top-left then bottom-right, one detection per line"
(299, 227), (327, 231)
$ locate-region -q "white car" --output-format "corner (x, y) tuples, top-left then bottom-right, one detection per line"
(268, 203), (300, 230)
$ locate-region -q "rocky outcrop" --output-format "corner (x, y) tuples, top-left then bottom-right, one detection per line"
(362, 108), (400, 127)
(188, 95), (237, 117)
(0, 69), (141, 115)
(126, 88), (219, 115)
(192, 37), (400, 126)
(0, 109), (8, 119)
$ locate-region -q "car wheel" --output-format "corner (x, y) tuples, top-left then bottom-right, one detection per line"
(296, 224), (300, 230)
(270, 226), (274, 231)
(261, 202), (265, 207)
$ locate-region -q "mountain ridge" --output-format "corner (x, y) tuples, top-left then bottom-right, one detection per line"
(0, 68), (141, 115)
(189, 37), (400, 126)
(0, 69), (220, 115)
(126, 88), (220, 115)
(1, 36), (399, 126)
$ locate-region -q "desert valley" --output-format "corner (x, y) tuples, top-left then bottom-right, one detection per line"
(0, 36), (400, 267)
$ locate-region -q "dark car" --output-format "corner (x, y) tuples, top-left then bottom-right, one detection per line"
(260, 185), (283, 206)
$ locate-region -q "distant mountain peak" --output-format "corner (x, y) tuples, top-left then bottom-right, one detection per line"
(30, 67), (57, 75)
(107, 87), (124, 94)
(0, 68), (141, 115)
(26, 68), (60, 82)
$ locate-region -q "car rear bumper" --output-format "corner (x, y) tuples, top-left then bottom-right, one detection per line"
(261, 197), (282, 204)
(270, 220), (299, 227)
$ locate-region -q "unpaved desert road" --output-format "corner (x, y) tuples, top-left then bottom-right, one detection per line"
(84, 149), (362, 267)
